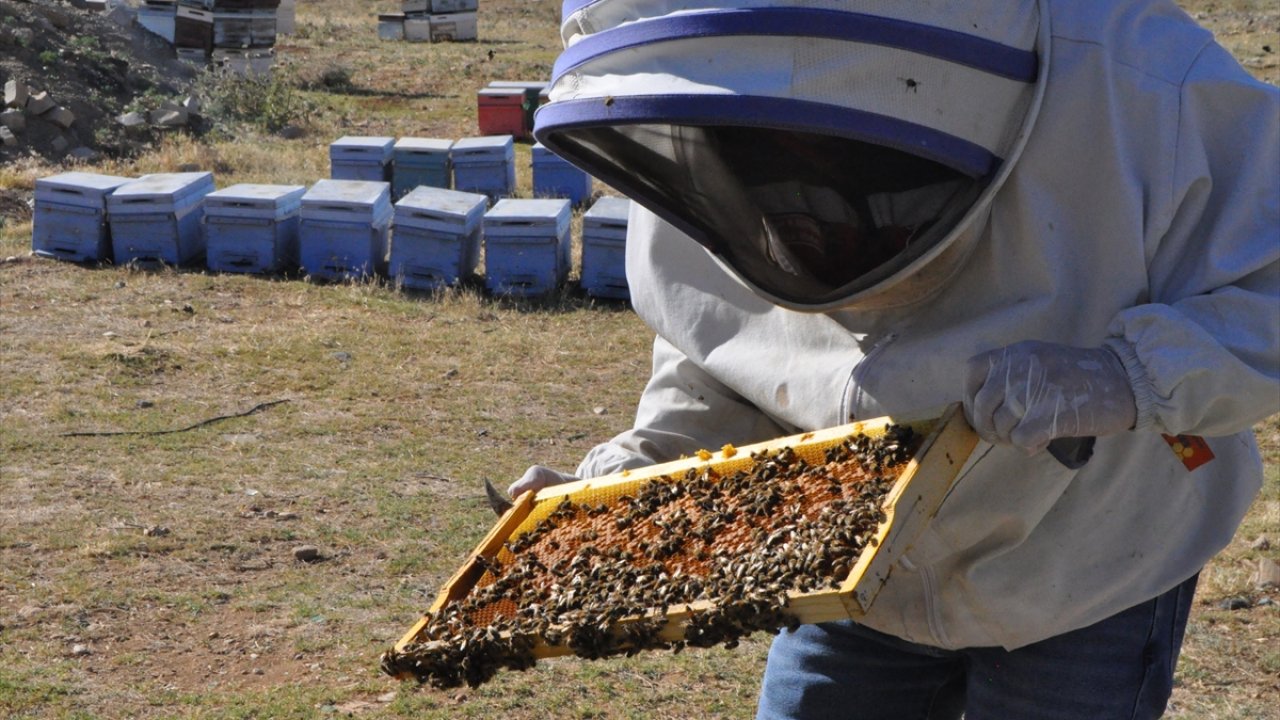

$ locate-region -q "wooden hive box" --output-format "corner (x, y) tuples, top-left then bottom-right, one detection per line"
(386, 405), (977, 685)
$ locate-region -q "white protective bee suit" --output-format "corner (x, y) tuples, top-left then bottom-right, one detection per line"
(532, 0), (1280, 657)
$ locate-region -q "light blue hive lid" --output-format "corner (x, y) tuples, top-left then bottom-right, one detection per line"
(302, 179), (392, 223)
(329, 136), (395, 162)
(35, 172), (133, 208)
(204, 183), (307, 220)
(394, 186), (487, 232)
(451, 135), (515, 162)
(483, 198), (571, 237)
(107, 172), (215, 213)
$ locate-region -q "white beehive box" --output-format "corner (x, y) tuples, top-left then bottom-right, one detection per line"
(138, 0), (177, 43)
(451, 135), (516, 203)
(299, 179), (393, 281)
(204, 183), (306, 274)
(425, 11), (476, 42)
(107, 171), (215, 267)
(580, 196), (632, 300)
(330, 136), (395, 182)
(483, 198), (572, 297)
(32, 172), (132, 263)
(390, 186), (487, 291)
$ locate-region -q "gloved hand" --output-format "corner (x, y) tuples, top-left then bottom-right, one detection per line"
(963, 340), (1137, 454)
(508, 465), (579, 499)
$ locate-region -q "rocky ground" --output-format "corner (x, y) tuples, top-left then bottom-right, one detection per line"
(0, 0), (200, 166)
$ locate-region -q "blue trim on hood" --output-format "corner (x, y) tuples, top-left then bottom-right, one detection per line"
(552, 7), (1038, 83)
(533, 94), (998, 178)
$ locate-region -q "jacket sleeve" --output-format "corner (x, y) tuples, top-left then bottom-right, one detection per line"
(1104, 40), (1280, 437)
(576, 335), (790, 479)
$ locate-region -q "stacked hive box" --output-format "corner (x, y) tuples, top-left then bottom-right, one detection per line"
(298, 179), (393, 281)
(400, 0), (478, 42)
(580, 196), (631, 300)
(107, 172), (215, 267)
(532, 143), (591, 205)
(174, 1), (215, 64)
(392, 138), (454, 200)
(389, 186), (488, 291)
(482, 198), (571, 297)
(451, 135), (515, 203)
(211, 0), (279, 75)
(330, 136), (396, 182)
(138, 0), (177, 43)
(483, 80), (547, 140)
(31, 172), (132, 263)
(204, 183), (306, 274)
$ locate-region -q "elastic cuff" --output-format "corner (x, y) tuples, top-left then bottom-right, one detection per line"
(1103, 337), (1158, 432)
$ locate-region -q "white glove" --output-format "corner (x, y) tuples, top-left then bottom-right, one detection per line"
(963, 340), (1137, 453)
(508, 465), (579, 499)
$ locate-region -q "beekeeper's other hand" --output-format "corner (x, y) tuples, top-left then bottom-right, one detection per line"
(509, 465), (579, 499)
(963, 340), (1137, 453)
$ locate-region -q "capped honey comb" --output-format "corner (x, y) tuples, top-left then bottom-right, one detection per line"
(383, 407), (977, 689)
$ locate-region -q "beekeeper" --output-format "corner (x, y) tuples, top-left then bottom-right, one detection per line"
(519, 0), (1280, 716)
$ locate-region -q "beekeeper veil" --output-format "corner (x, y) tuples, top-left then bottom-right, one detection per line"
(534, 0), (1048, 311)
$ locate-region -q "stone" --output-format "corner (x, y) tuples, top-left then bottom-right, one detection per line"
(46, 106), (75, 129)
(181, 95), (201, 114)
(150, 107), (188, 127)
(293, 545), (321, 563)
(51, 135), (69, 153)
(1249, 535), (1271, 551)
(1256, 557), (1280, 590)
(26, 90), (55, 116)
(0, 109), (23, 132)
(4, 79), (28, 109)
(0, 126), (17, 146)
(117, 111), (146, 128)
(68, 146), (99, 161)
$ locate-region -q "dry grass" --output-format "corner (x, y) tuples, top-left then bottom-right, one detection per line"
(0, 1), (1277, 718)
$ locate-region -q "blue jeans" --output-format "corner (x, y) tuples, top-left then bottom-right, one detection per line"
(756, 574), (1198, 720)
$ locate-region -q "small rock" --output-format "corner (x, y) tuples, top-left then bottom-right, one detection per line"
(245, 489), (259, 496)
(1217, 596), (1250, 611)
(377, 691), (397, 703)
(0, 126), (16, 147)
(26, 90), (55, 115)
(293, 545), (321, 563)
(136, 400), (154, 409)
(1257, 597), (1275, 607)
(443, 368), (458, 378)
(1255, 557), (1280, 590)
(143, 525), (169, 537)
(71, 643), (90, 656)
(276, 512), (300, 521)
(51, 135), (69, 153)
(592, 406), (607, 415)
(46, 106), (75, 129)
(5, 79), (29, 108)
(1249, 535), (1271, 551)
(278, 124), (304, 139)
(331, 351), (352, 363)
(0, 108), (25, 132)
(68, 146), (99, 162)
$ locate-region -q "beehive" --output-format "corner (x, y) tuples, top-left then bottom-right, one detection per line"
(392, 138), (453, 199)
(482, 198), (571, 297)
(389, 185), (487, 290)
(451, 136), (516, 202)
(298, 179), (392, 281)
(107, 171), (215, 267)
(531, 143), (592, 205)
(424, 11), (477, 42)
(477, 88), (529, 139)
(204, 183), (305, 274)
(31, 171), (132, 263)
(385, 406), (977, 688)
(579, 196), (631, 299)
(330, 136), (395, 183)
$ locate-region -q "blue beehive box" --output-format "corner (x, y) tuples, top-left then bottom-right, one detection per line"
(483, 198), (571, 297)
(205, 183), (306, 274)
(31, 171), (132, 263)
(390, 185), (487, 291)
(392, 138), (453, 200)
(451, 135), (516, 203)
(108, 171), (215, 267)
(532, 143), (591, 205)
(299, 179), (393, 281)
(330, 136), (395, 182)
(580, 196), (632, 300)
